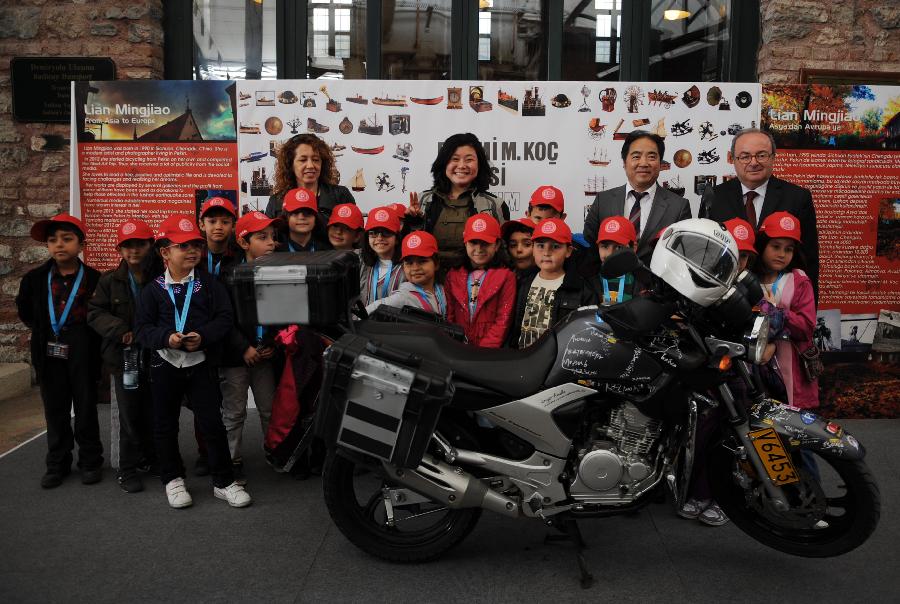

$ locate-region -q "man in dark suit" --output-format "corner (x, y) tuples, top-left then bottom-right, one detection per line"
(583, 131), (691, 264)
(699, 128), (819, 297)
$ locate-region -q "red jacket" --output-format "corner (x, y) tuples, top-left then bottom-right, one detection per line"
(445, 266), (516, 348)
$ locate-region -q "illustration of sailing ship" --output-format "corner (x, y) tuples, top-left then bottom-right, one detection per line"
(584, 175), (607, 196)
(351, 145), (385, 155)
(522, 87), (546, 116)
(351, 168), (366, 192)
(663, 176), (685, 197)
(346, 94), (368, 105)
(239, 122), (261, 134)
(358, 115), (383, 135)
(239, 91), (251, 100)
(410, 96), (443, 105)
(372, 95), (407, 107)
(588, 148), (609, 166)
(497, 89), (518, 112)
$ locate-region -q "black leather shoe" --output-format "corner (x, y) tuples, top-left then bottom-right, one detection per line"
(41, 469), (68, 489)
(81, 467), (103, 485)
(117, 472), (144, 493)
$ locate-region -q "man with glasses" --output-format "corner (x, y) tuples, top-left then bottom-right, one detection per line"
(700, 128), (819, 298)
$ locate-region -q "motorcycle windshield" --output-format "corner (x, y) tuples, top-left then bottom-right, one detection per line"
(666, 232), (737, 286)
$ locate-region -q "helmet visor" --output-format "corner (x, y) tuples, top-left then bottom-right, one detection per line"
(666, 232), (737, 286)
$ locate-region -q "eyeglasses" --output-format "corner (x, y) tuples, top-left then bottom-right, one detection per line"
(368, 229), (396, 239)
(735, 151), (773, 164)
(166, 241), (204, 251)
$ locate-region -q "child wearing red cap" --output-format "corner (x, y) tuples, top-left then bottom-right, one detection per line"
(596, 215), (638, 305)
(507, 218), (599, 348)
(87, 219), (157, 493)
(723, 217), (757, 272)
(280, 187), (331, 252)
(198, 196), (239, 277)
(365, 231), (446, 317)
(134, 214), (251, 509)
(753, 211), (819, 410)
(445, 215), (516, 347)
(16, 213), (104, 489)
(360, 207), (406, 308)
(502, 217), (536, 274)
(327, 203), (364, 251)
(219, 211), (284, 485)
(527, 185), (566, 222)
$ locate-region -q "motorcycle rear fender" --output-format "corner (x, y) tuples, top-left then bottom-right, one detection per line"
(749, 400), (865, 461)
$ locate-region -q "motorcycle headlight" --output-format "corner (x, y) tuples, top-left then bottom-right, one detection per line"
(744, 314), (770, 364)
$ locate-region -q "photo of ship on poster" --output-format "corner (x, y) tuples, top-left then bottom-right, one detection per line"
(373, 95), (407, 107)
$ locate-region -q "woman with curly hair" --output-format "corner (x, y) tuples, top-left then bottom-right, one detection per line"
(263, 133), (355, 221)
(406, 132), (508, 270)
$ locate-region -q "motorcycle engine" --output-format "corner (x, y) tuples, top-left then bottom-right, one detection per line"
(569, 403), (664, 504)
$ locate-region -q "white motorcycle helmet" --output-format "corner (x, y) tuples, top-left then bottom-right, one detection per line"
(650, 218), (740, 308)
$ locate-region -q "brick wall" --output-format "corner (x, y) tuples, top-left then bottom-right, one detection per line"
(0, 1), (163, 363)
(758, 0), (900, 83)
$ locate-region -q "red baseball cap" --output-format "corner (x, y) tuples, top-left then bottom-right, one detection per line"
(529, 185), (565, 213)
(463, 214), (501, 243)
(724, 218), (757, 253)
(236, 211), (283, 240)
(759, 211), (802, 243)
(501, 216), (536, 240)
(30, 212), (88, 242)
(199, 196), (237, 218)
(597, 216), (637, 246)
(365, 206), (401, 233)
(533, 218), (572, 244)
(388, 203), (407, 218)
(401, 231), (439, 259)
(282, 187), (318, 213)
(157, 214), (206, 244)
(115, 219), (154, 246)
(328, 203), (363, 230)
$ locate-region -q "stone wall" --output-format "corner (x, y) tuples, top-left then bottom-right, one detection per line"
(0, 1), (163, 364)
(758, 0), (900, 84)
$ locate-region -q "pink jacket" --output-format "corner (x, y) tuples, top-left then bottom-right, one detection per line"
(445, 266), (516, 348)
(772, 269), (819, 409)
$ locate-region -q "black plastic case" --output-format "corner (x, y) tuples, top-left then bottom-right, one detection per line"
(228, 250), (360, 327)
(368, 305), (468, 342)
(315, 333), (455, 469)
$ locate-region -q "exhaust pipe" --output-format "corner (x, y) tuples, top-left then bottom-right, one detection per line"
(384, 456), (520, 518)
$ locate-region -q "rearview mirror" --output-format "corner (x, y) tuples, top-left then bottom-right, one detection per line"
(600, 248), (641, 279)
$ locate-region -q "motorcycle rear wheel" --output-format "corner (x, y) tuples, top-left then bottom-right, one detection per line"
(322, 451), (482, 563)
(709, 442), (880, 557)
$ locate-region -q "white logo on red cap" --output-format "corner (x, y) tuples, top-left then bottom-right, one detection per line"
(338, 206), (352, 218)
(541, 187), (555, 200)
(407, 234), (422, 248)
(210, 199), (224, 206)
(253, 212), (266, 220)
(604, 220), (620, 233)
(779, 216), (795, 231)
(541, 221), (557, 234)
(472, 219), (487, 232)
(734, 225), (750, 240)
(178, 219), (193, 232)
(375, 209), (390, 222)
(121, 222), (136, 235)
(296, 190), (309, 202)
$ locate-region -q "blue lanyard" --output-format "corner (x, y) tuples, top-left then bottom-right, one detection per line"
(413, 284), (446, 316)
(207, 250), (221, 276)
(771, 272), (785, 297)
(166, 278), (195, 334)
(466, 270), (488, 318)
(47, 265), (85, 337)
(601, 276), (626, 305)
(127, 271), (140, 300)
(288, 240), (315, 252)
(256, 325), (265, 344)
(372, 261), (392, 301)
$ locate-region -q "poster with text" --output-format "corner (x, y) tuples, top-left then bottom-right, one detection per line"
(71, 80), (239, 270)
(235, 80), (761, 230)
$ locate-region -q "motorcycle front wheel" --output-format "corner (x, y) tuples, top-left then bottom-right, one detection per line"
(322, 450), (482, 562)
(709, 441), (880, 557)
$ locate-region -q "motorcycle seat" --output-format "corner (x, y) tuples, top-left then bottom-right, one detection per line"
(355, 321), (558, 399)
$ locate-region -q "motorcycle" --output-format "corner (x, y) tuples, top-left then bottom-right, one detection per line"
(255, 222), (879, 585)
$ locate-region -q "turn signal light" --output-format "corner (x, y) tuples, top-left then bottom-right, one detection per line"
(718, 355), (732, 371)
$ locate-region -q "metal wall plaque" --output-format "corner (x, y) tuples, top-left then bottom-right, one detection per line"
(11, 57), (116, 123)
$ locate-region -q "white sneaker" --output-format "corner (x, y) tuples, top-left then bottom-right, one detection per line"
(165, 477), (193, 509)
(214, 482), (253, 508)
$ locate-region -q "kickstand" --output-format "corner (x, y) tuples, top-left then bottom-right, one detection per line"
(544, 517), (595, 589)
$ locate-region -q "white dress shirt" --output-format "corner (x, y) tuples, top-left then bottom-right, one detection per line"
(741, 179), (769, 226)
(157, 268), (206, 368)
(623, 182), (658, 237)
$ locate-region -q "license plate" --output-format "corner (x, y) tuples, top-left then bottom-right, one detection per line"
(748, 427), (800, 486)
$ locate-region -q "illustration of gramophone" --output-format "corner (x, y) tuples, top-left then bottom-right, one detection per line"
(286, 117), (303, 135)
(320, 85), (342, 112)
(579, 85), (591, 112)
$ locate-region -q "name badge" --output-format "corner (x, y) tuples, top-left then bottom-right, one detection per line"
(46, 341), (70, 359)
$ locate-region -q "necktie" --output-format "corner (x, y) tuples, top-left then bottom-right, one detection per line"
(744, 191), (758, 229)
(629, 190), (647, 234)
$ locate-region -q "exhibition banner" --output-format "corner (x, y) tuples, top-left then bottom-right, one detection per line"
(234, 80), (761, 229)
(71, 80), (239, 271)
